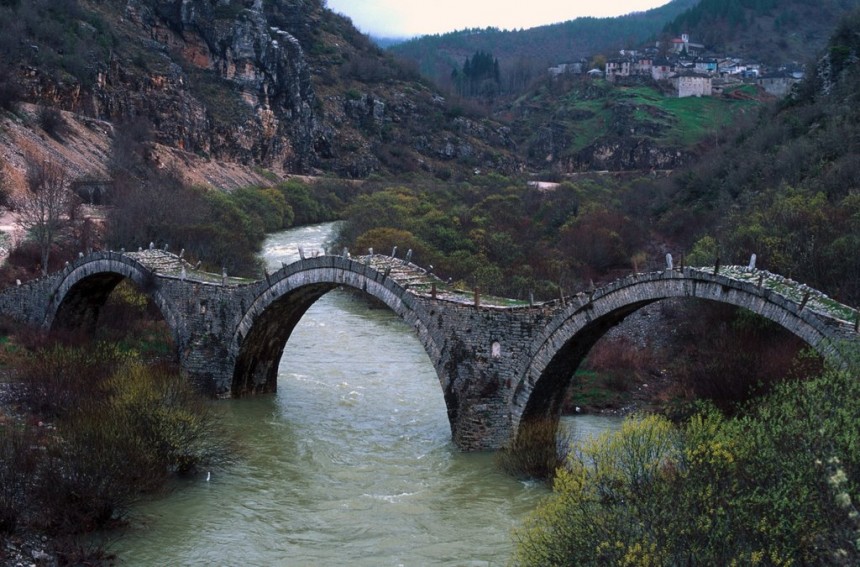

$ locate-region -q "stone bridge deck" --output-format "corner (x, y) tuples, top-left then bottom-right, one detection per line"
(126, 249), (252, 285)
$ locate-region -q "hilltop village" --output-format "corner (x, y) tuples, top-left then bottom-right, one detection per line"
(549, 33), (806, 98)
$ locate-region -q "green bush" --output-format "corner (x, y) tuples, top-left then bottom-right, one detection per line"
(106, 361), (229, 476)
(513, 414), (678, 566)
(513, 364), (860, 565)
(229, 186), (292, 232)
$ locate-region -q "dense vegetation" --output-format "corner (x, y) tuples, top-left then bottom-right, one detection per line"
(0, 0), (115, 91)
(657, 9), (860, 304)
(513, 357), (860, 565)
(0, 285), (231, 562)
(105, 168), (353, 277)
(335, 174), (643, 301)
(664, 0), (860, 63)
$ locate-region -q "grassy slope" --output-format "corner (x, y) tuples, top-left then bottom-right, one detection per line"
(509, 80), (763, 163)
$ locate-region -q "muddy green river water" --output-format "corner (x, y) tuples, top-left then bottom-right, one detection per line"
(110, 223), (620, 566)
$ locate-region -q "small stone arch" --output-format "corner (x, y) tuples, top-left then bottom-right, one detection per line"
(512, 270), (852, 435)
(230, 257), (443, 398)
(46, 253), (180, 347)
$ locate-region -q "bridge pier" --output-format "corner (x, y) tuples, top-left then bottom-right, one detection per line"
(420, 302), (556, 451)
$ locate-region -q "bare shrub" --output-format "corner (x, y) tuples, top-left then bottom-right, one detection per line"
(17, 157), (79, 276)
(17, 343), (130, 419)
(496, 418), (573, 482)
(584, 336), (655, 393)
(37, 107), (66, 140)
(15, 345), (231, 535)
(0, 426), (37, 534)
(33, 410), (152, 533)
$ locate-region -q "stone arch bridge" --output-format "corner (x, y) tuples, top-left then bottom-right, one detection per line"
(0, 249), (857, 451)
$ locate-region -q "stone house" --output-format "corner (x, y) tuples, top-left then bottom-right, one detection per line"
(671, 73), (713, 97)
(651, 58), (675, 81)
(634, 56), (653, 75)
(605, 59), (631, 81)
(757, 72), (801, 97)
(694, 58), (718, 74)
(548, 62), (583, 77)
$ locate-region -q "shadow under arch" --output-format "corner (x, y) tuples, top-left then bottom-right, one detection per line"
(231, 258), (445, 409)
(513, 271), (847, 436)
(46, 254), (180, 349)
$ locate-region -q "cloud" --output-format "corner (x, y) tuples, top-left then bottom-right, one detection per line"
(326, 0), (670, 37)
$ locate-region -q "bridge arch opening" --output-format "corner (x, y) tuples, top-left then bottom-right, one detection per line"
(232, 281), (338, 396)
(49, 261), (177, 357)
(232, 276), (453, 439)
(231, 261), (452, 434)
(512, 282), (831, 444)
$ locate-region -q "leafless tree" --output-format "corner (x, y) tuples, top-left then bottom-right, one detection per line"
(17, 158), (77, 276)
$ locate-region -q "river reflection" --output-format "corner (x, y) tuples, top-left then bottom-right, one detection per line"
(111, 223), (621, 566)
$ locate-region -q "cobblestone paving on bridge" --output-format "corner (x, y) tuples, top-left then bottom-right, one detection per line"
(127, 249), (251, 285)
(360, 254), (531, 308)
(705, 265), (857, 323)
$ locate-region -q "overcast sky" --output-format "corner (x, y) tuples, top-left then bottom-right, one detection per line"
(325, 0), (671, 37)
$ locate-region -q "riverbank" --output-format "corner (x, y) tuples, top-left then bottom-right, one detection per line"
(563, 302), (683, 416)
(0, 382), (63, 567)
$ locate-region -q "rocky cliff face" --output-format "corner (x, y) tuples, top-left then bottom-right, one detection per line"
(112, 0), (318, 172)
(3, 0), (521, 186)
(566, 138), (690, 172)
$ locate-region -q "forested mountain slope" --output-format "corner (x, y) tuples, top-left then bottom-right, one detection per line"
(664, 0), (860, 64)
(656, 8), (860, 303)
(389, 0), (699, 88)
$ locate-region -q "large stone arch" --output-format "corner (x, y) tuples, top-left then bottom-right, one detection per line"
(512, 269), (853, 433)
(46, 253), (180, 346)
(230, 257), (443, 399)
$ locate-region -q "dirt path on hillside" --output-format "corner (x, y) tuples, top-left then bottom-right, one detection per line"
(0, 209), (22, 262)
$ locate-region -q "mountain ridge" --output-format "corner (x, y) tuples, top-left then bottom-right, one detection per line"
(388, 0), (700, 86)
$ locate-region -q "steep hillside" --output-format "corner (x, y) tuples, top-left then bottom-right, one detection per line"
(506, 79), (763, 173)
(664, 0), (860, 64)
(388, 0), (699, 87)
(332, 9), (860, 307)
(656, 8), (860, 303)
(0, 0), (519, 196)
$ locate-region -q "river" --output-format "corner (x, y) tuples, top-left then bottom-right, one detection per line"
(111, 223), (621, 566)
